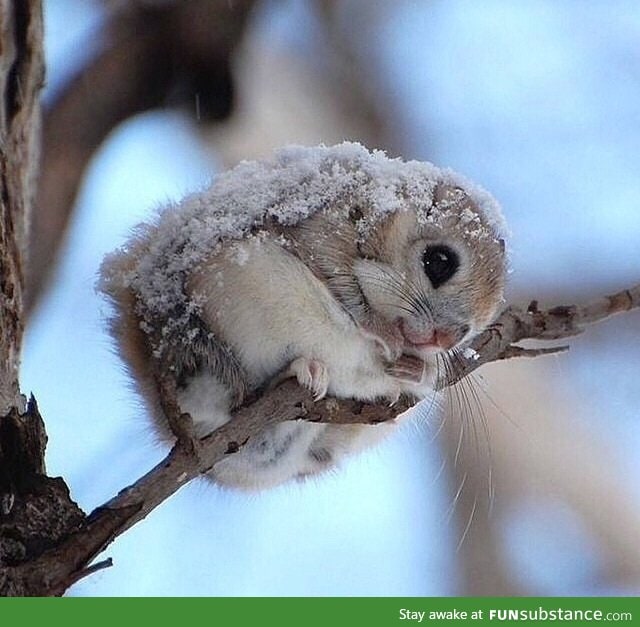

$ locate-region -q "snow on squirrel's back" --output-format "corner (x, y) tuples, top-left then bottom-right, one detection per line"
(99, 142), (506, 333)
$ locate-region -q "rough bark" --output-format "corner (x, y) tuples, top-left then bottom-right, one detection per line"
(0, 0), (86, 598)
(0, 0), (42, 412)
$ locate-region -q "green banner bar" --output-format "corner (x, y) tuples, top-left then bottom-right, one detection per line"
(0, 597), (637, 626)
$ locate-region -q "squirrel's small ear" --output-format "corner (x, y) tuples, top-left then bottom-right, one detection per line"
(498, 238), (506, 254)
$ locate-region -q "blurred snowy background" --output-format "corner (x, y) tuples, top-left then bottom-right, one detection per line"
(22, 0), (640, 595)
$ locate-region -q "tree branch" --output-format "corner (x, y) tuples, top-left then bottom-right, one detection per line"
(440, 284), (640, 387)
(3, 0), (637, 599)
(5, 283), (638, 595)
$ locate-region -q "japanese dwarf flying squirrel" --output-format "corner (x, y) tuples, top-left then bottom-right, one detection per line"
(99, 142), (507, 490)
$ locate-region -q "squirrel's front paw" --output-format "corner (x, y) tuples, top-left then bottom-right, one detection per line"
(288, 357), (329, 400)
(385, 354), (426, 384)
(359, 315), (405, 362)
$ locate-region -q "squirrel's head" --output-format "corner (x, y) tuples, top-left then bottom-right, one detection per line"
(353, 184), (507, 357)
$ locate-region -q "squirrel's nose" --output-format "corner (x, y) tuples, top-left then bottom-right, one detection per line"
(435, 325), (469, 350)
(400, 320), (469, 350)
(434, 329), (455, 350)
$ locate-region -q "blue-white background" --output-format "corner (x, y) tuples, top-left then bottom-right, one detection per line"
(24, 0), (640, 595)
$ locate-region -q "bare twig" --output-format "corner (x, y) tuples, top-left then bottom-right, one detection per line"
(498, 344), (569, 360)
(64, 557), (113, 588)
(440, 284), (640, 387)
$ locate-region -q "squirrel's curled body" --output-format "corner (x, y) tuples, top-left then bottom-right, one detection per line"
(100, 143), (507, 490)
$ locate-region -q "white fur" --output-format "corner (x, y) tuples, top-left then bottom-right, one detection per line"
(176, 374), (232, 437)
(178, 237), (434, 490)
(100, 147), (506, 492)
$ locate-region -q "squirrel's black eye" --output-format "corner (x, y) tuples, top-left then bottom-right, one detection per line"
(422, 245), (459, 288)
